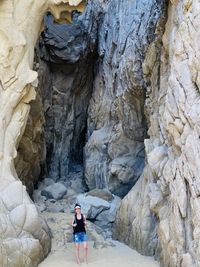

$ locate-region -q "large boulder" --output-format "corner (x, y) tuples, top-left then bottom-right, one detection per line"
(76, 191), (121, 238)
(86, 188), (114, 202)
(97, 195), (121, 224)
(41, 183), (67, 200)
(76, 193), (110, 219)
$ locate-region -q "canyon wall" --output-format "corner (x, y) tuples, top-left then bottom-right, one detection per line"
(3, 0), (200, 266)
(115, 1), (200, 266)
(84, 0), (166, 197)
(14, 84), (46, 195)
(37, 5), (97, 181)
(0, 1), (85, 266)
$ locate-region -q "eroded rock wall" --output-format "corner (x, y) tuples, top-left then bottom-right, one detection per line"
(0, 1), (85, 266)
(115, 1), (200, 266)
(37, 5), (97, 180)
(85, 0), (166, 198)
(15, 84), (46, 195)
(15, 1), (97, 190)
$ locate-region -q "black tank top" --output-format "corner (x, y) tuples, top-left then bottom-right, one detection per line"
(73, 214), (86, 234)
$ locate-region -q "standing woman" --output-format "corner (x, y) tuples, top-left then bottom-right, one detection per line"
(71, 204), (88, 264)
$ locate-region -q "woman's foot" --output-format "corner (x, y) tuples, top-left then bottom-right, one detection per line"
(76, 259), (81, 265)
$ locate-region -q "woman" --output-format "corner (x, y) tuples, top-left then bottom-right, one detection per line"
(71, 204), (88, 264)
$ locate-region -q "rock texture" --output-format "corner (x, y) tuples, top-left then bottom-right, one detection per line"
(30, 0), (150, 199)
(84, 0), (158, 197)
(36, 3), (98, 181)
(3, 0), (200, 266)
(115, 1), (200, 267)
(15, 85), (46, 195)
(0, 1), (85, 266)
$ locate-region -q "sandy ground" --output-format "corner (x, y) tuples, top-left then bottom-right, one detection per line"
(38, 241), (160, 267)
(38, 211), (160, 267)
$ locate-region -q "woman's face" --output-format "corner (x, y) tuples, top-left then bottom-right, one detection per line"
(75, 207), (81, 214)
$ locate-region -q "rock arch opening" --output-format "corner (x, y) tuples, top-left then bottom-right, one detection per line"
(14, 0), (166, 238)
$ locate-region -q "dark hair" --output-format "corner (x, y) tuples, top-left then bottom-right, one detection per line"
(74, 203), (81, 209)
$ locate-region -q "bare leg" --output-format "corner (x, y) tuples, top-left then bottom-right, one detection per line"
(75, 243), (81, 264)
(83, 241), (88, 264)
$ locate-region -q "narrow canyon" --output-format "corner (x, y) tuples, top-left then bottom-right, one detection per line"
(0, 0), (199, 267)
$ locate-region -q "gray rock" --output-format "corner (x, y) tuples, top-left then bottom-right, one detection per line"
(47, 203), (65, 213)
(76, 193), (110, 219)
(84, 0), (151, 197)
(71, 178), (86, 194)
(36, 202), (47, 213)
(36, 3), (98, 180)
(97, 195), (121, 223)
(86, 189), (114, 202)
(38, 178), (55, 190)
(41, 183), (67, 200)
(33, 189), (46, 203)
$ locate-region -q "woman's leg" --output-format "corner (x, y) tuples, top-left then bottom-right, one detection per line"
(83, 241), (88, 264)
(75, 243), (81, 264)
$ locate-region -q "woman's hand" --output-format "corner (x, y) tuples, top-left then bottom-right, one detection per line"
(72, 223), (77, 227)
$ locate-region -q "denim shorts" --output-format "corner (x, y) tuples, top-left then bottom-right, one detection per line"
(73, 232), (87, 243)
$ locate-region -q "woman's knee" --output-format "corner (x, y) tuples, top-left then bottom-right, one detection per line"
(83, 242), (88, 249)
(75, 244), (80, 250)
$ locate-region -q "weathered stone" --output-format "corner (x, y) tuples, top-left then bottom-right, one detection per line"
(47, 203), (65, 213)
(114, 167), (158, 256)
(70, 175), (87, 194)
(37, 2), (98, 180)
(41, 182), (67, 200)
(0, 1), (85, 266)
(86, 189), (114, 202)
(15, 91), (46, 195)
(84, 0), (160, 197)
(115, 0), (200, 266)
(33, 189), (47, 203)
(97, 195), (121, 223)
(76, 193), (110, 219)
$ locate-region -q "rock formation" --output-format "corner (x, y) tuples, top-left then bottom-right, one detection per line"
(115, 0), (200, 266)
(84, 0), (151, 197)
(14, 85), (46, 195)
(0, 1), (85, 266)
(37, 3), (97, 181)
(2, 0), (200, 266)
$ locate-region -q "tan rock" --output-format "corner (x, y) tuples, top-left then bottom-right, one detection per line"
(0, 0), (85, 266)
(115, 1), (200, 266)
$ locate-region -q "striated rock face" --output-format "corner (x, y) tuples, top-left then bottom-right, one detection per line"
(36, 4), (98, 180)
(6, 0), (200, 266)
(15, 87), (46, 195)
(84, 0), (166, 197)
(0, 1), (85, 266)
(114, 0), (167, 256)
(115, 0), (200, 266)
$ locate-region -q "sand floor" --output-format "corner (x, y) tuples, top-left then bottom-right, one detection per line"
(38, 241), (160, 267)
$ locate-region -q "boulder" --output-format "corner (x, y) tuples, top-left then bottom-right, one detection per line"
(97, 195), (121, 223)
(41, 183), (67, 200)
(76, 194), (110, 219)
(86, 189), (114, 202)
(33, 189), (46, 203)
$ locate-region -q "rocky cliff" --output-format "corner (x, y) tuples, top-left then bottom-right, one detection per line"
(2, 0), (200, 267)
(0, 1), (85, 266)
(115, 1), (200, 267)
(37, 8), (97, 181)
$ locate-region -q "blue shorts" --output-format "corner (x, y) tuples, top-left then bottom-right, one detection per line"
(73, 232), (87, 243)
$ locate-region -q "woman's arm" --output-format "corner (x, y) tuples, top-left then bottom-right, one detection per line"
(71, 217), (77, 227)
(83, 214), (87, 225)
